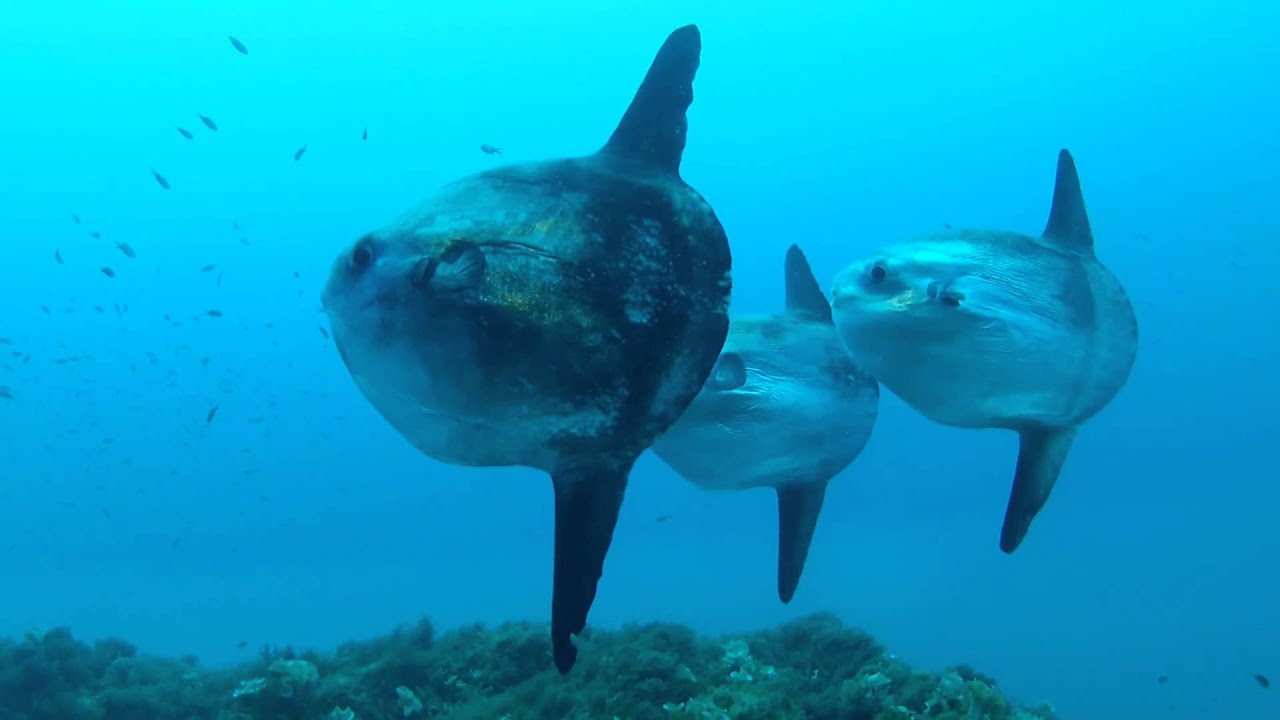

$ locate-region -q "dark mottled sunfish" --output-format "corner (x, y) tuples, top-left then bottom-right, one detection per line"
(321, 25), (731, 673)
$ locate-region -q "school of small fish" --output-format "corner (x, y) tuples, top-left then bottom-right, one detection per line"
(0, 33), (400, 607)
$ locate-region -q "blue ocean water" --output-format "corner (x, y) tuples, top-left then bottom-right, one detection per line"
(1, 1), (1276, 718)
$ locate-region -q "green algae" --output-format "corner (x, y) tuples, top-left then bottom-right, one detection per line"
(0, 613), (1057, 720)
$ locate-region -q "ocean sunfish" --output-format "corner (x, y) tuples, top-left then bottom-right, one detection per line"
(831, 149), (1137, 553)
(321, 25), (731, 672)
(653, 245), (878, 602)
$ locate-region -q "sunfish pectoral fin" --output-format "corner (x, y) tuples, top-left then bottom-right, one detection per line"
(550, 458), (634, 673)
(431, 242), (487, 293)
(598, 25), (700, 175)
(784, 245), (833, 324)
(1041, 149), (1094, 251)
(705, 352), (747, 391)
(1000, 426), (1078, 553)
(775, 480), (830, 603)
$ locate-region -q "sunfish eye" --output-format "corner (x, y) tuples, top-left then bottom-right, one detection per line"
(705, 352), (747, 391)
(348, 238), (374, 272)
(869, 263), (887, 282)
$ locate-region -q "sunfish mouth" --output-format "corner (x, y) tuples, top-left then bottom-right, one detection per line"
(830, 281), (862, 309)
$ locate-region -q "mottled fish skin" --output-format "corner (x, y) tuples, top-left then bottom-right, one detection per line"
(321, 25), (729, 674)
(831, 149), (1138, 553)
(324, 155), (730, 469)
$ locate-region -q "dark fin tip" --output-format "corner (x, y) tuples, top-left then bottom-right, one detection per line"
(776, 481), (829, 603)
(784, 244), (833, 324)
(550, 460), (633, 672)
(1042, 148), (1093, 250)
(999, 427), (1077, 553)
(599, 25), (701, 174)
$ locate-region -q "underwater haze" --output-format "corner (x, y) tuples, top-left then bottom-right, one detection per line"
(1, 1), (1277, 718)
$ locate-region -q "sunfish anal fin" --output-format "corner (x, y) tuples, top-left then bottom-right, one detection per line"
(775, 480), (830, 603)
(550, 459), (633, 673)
(784, 244), (833, 325)
(599, 25), (701, 175)
(1041, 149), (1094, 251)
(1000, 426), (1077, 553)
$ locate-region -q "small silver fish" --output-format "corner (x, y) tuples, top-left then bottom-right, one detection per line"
(151, 169), (170, 189)
(198, 114), (217, 131)
(361, 128), (368, 140)
(114, 241), (136, 258)
(294, 143), (308, 161)
(480, 144), (501, 155)
(177, 127), (194, 139)
(228, 35), (248, 55)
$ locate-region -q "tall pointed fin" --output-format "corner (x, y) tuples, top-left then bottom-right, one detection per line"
(1000, 426), (1077, 553)
(599, 25), (701, 175)
(784, 244), (833, 324)
(1042, 149), (1093, 250)
(775, 481), (829, 603)
(550, 459), (633, 673)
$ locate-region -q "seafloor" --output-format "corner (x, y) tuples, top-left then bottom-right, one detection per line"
(0, 613), (1057, 719)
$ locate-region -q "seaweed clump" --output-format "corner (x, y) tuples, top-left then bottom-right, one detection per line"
(0, 613), (1059, 719)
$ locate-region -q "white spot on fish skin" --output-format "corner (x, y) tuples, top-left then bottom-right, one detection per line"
(622, 285), (654, 324)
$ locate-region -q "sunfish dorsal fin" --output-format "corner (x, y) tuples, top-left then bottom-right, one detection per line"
(784, 245), (833, 324)
(599, 25), (700, 175)
(1042, 149), (1093, 250)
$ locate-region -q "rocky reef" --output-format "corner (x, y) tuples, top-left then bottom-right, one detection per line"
(0, 613), (1057, 719)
